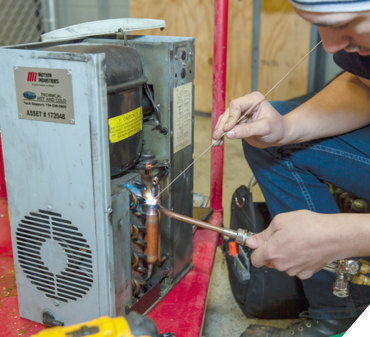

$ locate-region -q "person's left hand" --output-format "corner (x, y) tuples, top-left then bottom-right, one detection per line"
(245, 210), (346, 279)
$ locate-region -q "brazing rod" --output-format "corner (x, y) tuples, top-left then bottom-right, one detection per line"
(156, 205), (254, 246)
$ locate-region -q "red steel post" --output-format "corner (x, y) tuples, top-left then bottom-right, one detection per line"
(0, 134), (7, 198)
(210, 0), (228, 213)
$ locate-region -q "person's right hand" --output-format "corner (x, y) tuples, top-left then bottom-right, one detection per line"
(212, 92), (292, 148)
(245, 210), (342, 280)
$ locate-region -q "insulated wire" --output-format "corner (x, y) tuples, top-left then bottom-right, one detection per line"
(155, 40), (323, 200)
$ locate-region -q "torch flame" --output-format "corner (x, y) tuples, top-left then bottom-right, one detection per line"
(146, 195), (157, 206)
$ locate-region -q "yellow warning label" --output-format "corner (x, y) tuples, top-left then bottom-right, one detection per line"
(108, 107), (143, 143)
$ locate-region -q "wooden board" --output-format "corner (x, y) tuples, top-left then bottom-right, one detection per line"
(130, 0), (215, 113)
(258, 0), (311, 100)
(225, 0), (253, 106)
(130, 0), (311, 112)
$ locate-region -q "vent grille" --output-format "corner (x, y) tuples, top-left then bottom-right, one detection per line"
(16, 210), (93, 303)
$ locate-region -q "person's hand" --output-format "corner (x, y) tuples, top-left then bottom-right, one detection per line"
(245, 210), (348, 279)
(212, 92), (291, 148)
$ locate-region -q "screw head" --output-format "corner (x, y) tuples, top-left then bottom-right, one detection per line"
(13, 66), (18, 71)
(18, 114), (22, 118)
(54, 300), (60, 306)
(67, 70), (72, 75)
(174, 55), (178, 60)
(70, 119), (75, 124)
(47, 205), (52, 211)
(107, 207), (113, 214)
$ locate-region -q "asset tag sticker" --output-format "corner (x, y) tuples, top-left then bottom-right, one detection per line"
(14, 67), (75, 124)
(173, 82), (193, 154)
(108, 107), (143, 143)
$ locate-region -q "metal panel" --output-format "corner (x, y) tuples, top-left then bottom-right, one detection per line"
(127, 36), (194, 282)
(0, 35), (195, 326)
(86, 36), (194, 282)
(0, 47), (112, 325)
(111, 173), (140, 316)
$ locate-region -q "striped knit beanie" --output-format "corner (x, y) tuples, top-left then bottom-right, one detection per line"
(288, 0), (370, 12)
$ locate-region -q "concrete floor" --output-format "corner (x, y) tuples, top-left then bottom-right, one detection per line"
(193, 114), (292, 337)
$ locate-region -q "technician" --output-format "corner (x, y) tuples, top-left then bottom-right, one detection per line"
(212, 0), (370, 336)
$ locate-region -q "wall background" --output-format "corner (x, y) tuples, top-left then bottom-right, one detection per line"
(131, 0), (312, 112)
(0, 0), (341, 111)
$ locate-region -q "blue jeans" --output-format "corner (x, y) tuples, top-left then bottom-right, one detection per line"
(242, 101), (370, 320)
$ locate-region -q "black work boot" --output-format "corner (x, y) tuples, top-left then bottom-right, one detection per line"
(240, 312), (357, 336)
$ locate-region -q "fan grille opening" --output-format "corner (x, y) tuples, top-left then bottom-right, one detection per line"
(16, 209), (93, 303)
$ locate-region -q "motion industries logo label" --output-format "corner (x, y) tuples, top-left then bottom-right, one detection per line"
(27, 72), (37, 82)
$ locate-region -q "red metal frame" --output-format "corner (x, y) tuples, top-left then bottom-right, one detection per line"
(210, 0), (229, 215)
(0, 136), (7, 199)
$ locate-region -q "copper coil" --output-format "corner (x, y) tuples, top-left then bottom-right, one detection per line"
(130, 223), (140, 240)
(131, 251), (140, 268)
(130, 193), (138, 210)
(134, 238), (147, 247)
(133, 210), (146, 219)
(132, 278), (141, 297)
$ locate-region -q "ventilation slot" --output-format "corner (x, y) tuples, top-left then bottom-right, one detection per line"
(16, 210), (93, 303)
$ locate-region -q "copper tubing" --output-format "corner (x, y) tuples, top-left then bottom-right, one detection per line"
(133, 210), (146, 219)
(132, 278), (141, 297)
(131, 251), (148, 268)
(157, 205), (225, 234)
(130, 223), (140, 239)
(134, 238), (147, 247)
(130, 192), (138, 210)
(131, 251), (140, 268)
(144, 205), (159, 279)
(156, 184), (163, 263)
(132, 277), (146, 297)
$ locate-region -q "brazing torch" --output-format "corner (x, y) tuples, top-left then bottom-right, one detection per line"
(156, 204), (370, 298)
(155, 204), (254, 246)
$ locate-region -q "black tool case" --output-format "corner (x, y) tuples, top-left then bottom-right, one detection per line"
(224, 185), (309, 319)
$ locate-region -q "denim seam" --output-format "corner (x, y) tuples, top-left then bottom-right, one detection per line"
(285, 159), (316, 212)
(313, 145), (370, 165)
(346, 295), (357, 317)
(282, 143), (370, 166)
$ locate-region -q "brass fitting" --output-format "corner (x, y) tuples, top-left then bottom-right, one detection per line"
(359, 259), (370, 275)
(352, 274), (370, 286)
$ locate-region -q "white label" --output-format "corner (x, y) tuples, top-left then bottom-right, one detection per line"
(173, 82), (192, 154)
(14, 67), (75, 124)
